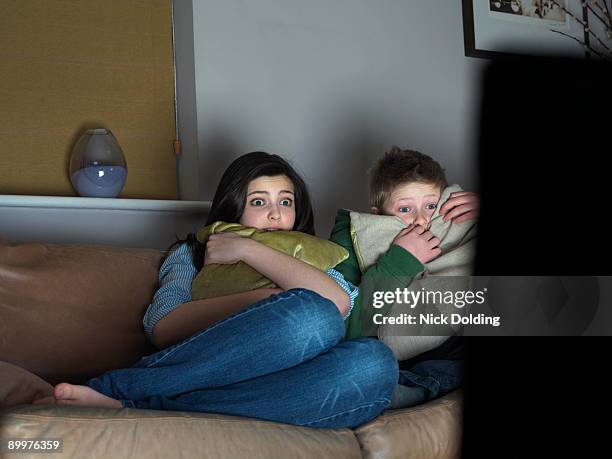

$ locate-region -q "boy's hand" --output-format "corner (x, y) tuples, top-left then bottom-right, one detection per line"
(203, 233), (256, 265)
(439, 191), (480, 224)
(392, 225), (441, 264)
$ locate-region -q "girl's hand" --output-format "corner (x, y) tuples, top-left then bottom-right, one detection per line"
(203, 233), (257, 265)
(438, 191), (480, 224)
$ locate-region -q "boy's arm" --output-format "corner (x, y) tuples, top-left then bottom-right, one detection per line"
(347, 244), (425, 338)
(329, 209), (427, 338)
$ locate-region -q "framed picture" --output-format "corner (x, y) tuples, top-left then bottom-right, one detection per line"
(462, 0), (593, 59)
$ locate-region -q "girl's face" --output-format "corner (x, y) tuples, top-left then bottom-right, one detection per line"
(239, 175), (296, 231)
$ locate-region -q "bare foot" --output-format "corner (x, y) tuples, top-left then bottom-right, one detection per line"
(53, 383), (122, 409)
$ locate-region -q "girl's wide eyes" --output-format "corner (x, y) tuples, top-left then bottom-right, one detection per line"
(250, 197), (293, 206)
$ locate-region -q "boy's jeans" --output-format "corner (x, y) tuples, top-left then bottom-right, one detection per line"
(389, 360), (464, 409)
(87, 289), (399, 429)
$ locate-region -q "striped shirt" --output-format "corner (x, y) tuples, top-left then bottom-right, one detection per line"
(142, 242), (358, 342)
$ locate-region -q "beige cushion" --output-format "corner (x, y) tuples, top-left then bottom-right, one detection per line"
(0, 391), (462, 459)
(356, 390), (462, 459)
(0, 404), (363, 459)
(0, 361), (53, 408)
(0, 242), (162, 385)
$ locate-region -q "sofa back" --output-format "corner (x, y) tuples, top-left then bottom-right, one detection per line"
(0, 240), (162, 385)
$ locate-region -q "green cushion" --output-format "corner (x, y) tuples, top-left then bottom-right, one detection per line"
(191, 222), (349, 300)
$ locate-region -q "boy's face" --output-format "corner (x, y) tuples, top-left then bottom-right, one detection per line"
(373, 182), (441, 227)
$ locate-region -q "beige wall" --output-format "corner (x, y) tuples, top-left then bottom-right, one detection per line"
(189, 0), (487, 236)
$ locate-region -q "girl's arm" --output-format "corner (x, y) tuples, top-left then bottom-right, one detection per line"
(152, 288), (282, 349)
(204, 234), (351, 317)
(144, 242), (282, 349)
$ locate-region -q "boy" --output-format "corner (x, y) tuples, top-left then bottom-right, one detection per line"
(371, 147), (477, 263)
(330, 146), (479, 408)
(331, 146), (479, 335)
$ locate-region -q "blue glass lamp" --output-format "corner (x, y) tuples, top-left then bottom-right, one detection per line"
(69, 129), (128, 198)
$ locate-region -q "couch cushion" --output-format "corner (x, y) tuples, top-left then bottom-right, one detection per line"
(0, 242), (161, 385)
(0, 404), (363, 459)
(0, 361), (53, 408)
(355, 390), (462, 459)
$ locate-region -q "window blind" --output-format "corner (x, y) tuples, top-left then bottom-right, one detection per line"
(0, 0), (177, 199)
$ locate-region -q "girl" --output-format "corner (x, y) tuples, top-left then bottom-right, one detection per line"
(35, 152), (398, 429)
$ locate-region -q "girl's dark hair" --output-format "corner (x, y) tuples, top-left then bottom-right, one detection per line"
(163, 151), (315, 271)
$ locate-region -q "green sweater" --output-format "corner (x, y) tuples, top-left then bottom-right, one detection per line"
(329, 209), (425, 339)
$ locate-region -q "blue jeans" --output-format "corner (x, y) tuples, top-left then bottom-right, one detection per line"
(87, 289), (398, 429)
(388, 360), (463, 409)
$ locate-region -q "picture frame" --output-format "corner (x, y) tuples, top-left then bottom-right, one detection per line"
(462, 0), (589, 59)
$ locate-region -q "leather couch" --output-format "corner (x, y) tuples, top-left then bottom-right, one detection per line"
(0, 239), (462, 459)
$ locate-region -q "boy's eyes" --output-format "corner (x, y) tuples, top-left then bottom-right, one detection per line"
(398, 203), (438, 213)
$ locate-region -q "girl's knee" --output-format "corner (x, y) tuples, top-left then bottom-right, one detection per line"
(351, 339), (399, 396)
(262, 289), (344, 357)
(282, 289), (345, 344)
